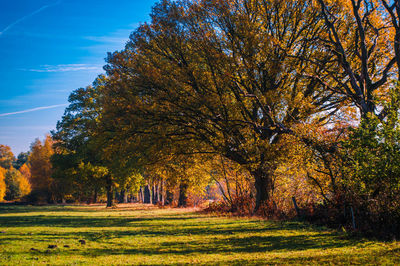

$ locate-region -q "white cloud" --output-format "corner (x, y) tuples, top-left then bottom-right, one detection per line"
(0, 104), (68, 117)
(20, 64), (103, 73)
(0, 0), (62, 37)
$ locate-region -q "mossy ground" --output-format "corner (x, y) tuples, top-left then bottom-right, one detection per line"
(0, 204), (399, 265)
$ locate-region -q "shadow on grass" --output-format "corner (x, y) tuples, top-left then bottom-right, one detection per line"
(0, 213), (318, 236)
(79, 233), (354, 255)
(0, 204), (160, 214)
(0, 204), (365, 262)
(0, 232), (358, 258)
(0, 215), (206, 228)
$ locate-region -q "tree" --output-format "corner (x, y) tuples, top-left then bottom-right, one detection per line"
(19, 163), (31, 184)
(0, 167), (6, 201)
(0, 145), (15, 169)
(311, 0), (397, 120)
(102, 0), (334, 212)
(13, 152), (29, 170)
(29, 135), (55, 202)
(52, 84), (109, 204)
(4, 168), (31, 201)
(53, 76), (142, 207)
(338, 86), (400, 235)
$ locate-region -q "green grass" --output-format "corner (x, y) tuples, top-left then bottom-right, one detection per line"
(0, 204), (399, 265)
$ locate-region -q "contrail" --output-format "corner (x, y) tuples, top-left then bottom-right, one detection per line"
(0, 0), (61, 37)
(0, 104), (68, 117)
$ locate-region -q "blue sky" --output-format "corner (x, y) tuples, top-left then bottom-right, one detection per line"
(0, 0), (158, 155)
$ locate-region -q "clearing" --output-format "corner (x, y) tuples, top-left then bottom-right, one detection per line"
(0, 204), (399, 265)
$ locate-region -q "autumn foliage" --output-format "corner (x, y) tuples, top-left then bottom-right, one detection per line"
(0, 167), (6, 202)
(2, 0), (400, 239)
(0, 146), (31, 202)
(51, 0), (400, 238)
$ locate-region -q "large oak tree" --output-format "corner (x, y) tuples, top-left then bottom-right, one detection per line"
(102, 0), (336, 211)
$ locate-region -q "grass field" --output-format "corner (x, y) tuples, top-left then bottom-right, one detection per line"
(0, 204), (399, 265)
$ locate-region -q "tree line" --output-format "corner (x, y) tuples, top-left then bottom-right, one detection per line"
(0, 137), (53, 203)
(2, 0), (400, 238)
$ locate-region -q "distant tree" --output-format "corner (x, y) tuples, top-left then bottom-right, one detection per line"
(0, 145), (15, 169)
(13, 152), (30, 170)
(4, 168), (31, 201)
(0, 167), (6, 201)
(19, 163), (31, 184)
(29, 135), (55, 202)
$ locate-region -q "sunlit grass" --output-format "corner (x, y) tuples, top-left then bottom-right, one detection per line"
(0, 204), (399, 265)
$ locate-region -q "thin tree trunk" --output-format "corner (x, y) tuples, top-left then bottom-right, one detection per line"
(115, 190), (119, 203)
(139, 187), (143, 203)
(149, 184), (153, 204)
(152, 183), (157, 204)
(124, 191), (128, 203)
(144, 185), (150, 203)
(178, 181), (188, 207)
(157, 182), (161, 203)
(292, 197), (301, 217)
(93, 188), (98, 203)
(213, 176), (231, 206)
(106, 176), (113, 207)
(166, 188), (173, 205)
(160, 180), (164, 205)
(118, 189), (125, 203)
(221, 155), (233, 206)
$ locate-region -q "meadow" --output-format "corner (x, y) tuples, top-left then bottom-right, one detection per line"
(0, 204), (399, 265)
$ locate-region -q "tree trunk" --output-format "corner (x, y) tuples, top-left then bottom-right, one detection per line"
(253, 168), (273, 213)
(152, 183), (157, 204)
(157, 182), (161, 203)
(144, 185), (152, 204)
(166, 188), (173, 205)
(115, 190), (120, 202)
(138, 187), (143, 203)
(119, 189), (126, 203)
(124, 191), (128, 203)
(149, 184), (153, 204)
(106, 176), (113, 207)
(93, 188), (98, 203)
(178, 181), (188, 207)
(160, 180), (164, 205)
